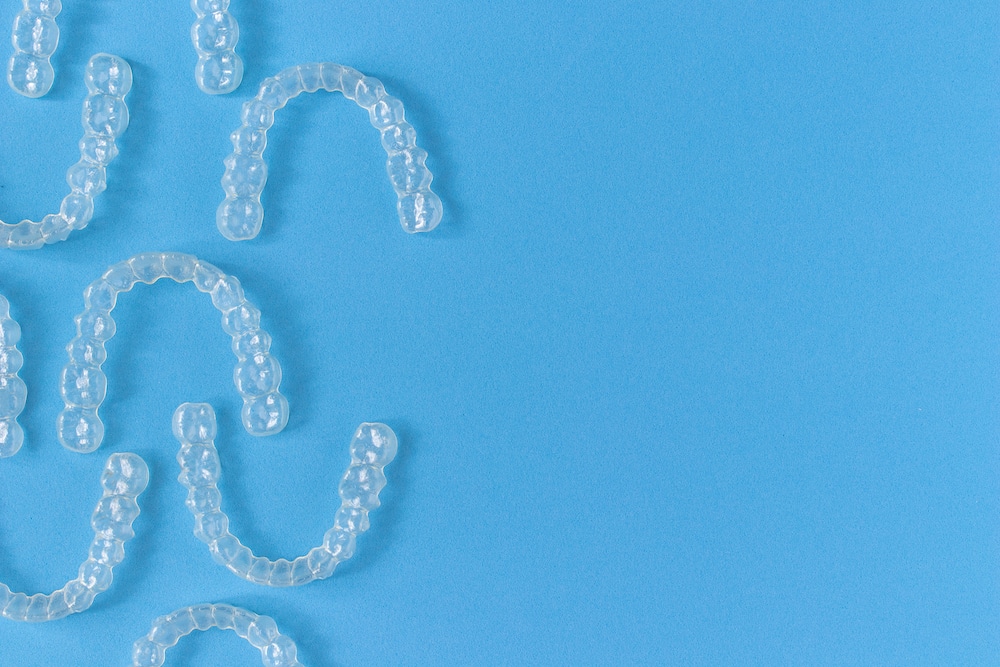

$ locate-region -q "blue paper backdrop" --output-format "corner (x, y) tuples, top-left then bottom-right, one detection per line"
(0, 1), (997, 664)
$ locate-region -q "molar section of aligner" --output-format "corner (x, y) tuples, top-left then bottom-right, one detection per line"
(7, 0), (61, 98)
(55, 54), (133, 241)
(56, 254), (147, 453)
(191, 0), (243, 94)
(215, 94), (275, 240)
(60, 452), (148, 620)
(337, 64), (442, 233)
(49, 53), (131, 244)
(369, 100), (443, 232)
(192, 261), (288, 436)
(172, 403), (250, 577)
(56, 256), (140, 453)
(0, 296), (26, 457)
(309, 423), (398, 579)
(57, 291), (117, 454)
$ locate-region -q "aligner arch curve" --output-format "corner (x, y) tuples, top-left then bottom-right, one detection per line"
(217, 63), (443, 241)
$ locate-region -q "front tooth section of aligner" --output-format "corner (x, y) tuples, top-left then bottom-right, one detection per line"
(132, 603), (304, 667)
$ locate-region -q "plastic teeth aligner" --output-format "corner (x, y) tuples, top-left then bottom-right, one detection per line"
(0, 452), (148, 622)
(131, 603), (303, 667)
(57, 252), (289, 454)
(190, 0), (244, 94)
(6, 0), (60, 98)
(218, 62), (443, 240)
(1, 53), (132, 250)
(173, 403), (397, 586)
(0, 295), (27, 457)
(7, 1), (241, 97)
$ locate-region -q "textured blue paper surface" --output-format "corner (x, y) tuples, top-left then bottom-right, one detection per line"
(0, 1), (997, 664)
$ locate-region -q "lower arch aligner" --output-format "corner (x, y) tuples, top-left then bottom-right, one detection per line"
(173, 402), (397, 586)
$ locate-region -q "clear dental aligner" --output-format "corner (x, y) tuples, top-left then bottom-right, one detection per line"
(173, 403), (397, 586)
(131, 604), (303, 667)
(1, 53), (132, 250)
(6, 0), (60, 98)
(58, 252), (289, 453)
(0, 452), (148, 622)
(218, 62), (443, 240)
(190, 0), (244, 95)
(0, 295), (27, 458)
(7, 2), (240, 97)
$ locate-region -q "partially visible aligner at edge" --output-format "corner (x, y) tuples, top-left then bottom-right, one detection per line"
(1, 53), (132, 250)
(0, 453), (148, 622)
(56, 252), (290, 454)
(7, 0), (241, 97)
(131, 604), (303, 666)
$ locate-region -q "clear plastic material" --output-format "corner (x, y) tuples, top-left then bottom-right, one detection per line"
(0, 452), (148, 622)
(6, 2), (240, 97)
(1, 53), (132, 249)
(190, 0), (244, 94)
(172, 403), (397, 586)
(217, 62), (443, 240)
(131, 603), (303, 667)
(0, 295), (27, 457)
(58, 252), (289, 454)
(6, 0), (60, 97)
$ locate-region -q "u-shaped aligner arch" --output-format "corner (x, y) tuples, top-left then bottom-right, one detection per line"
(56, 252), (289, 454)
(131, 603), (303, 666)
(1, 53), (132, 249)
(0, 452), (148, 622)
(217, 63), (444, 241)
(7, 0), (241, 97)
(172, 403), (396, 586)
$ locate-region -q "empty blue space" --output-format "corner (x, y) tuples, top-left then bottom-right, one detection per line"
(0, 1), (996, 664)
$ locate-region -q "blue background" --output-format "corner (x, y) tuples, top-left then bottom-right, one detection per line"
(0, 1), (997, 664)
